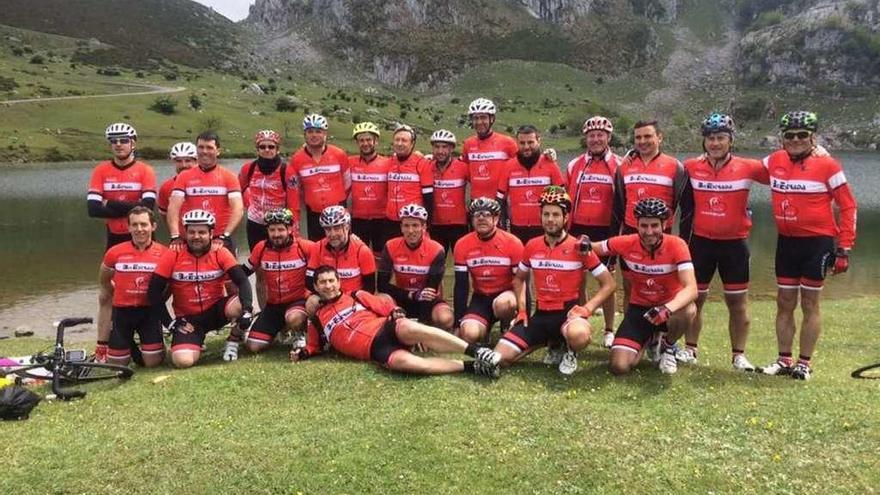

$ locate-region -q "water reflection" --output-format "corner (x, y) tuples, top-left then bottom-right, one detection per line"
(0, 154), (877, 310)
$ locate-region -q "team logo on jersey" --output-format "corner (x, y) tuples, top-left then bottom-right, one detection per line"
(637, 187), (647, 198)
(201, 200), (211, 210)
(134, 276), (147, 290)
(707, 196), (727, 214)
(545, 274), (559, 288)
(525, 190), (538, 202)
(780, 199), (799, 218)
(364, 185), (375, 197)
(477, 164), (489, 177)
(588, 187), (602, 200)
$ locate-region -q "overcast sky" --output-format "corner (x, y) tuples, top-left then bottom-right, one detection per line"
(193, 0), (255, 21)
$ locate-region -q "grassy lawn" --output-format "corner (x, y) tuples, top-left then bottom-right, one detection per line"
(1, 298), (878, 494)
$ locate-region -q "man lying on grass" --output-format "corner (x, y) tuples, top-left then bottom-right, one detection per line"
(290, 265), (502, 377)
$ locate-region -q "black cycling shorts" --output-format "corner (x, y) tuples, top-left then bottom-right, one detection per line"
(246, 219), (269, 252)
(108, 306), (164, 359)
(369, 318), (408, 366)
(611, 304), (664, 353)
(430, 224), (468, 255)
(351, 217), (388, 253)
(775, 235), (835, 290)
(690, 235), (750, 293)
(248, 300), (307, 344)
(500, 301), (577, 352)
(461, 292), (504, 329)
(170, 296), (235, 351)
(398, 297), (451, 325)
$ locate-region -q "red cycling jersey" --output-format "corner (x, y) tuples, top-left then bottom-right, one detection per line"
(154, 247), (239, 317)
(171, 165), (242, 234)
(431, 158), (470, 226)
(682, 154), (769, 240)
(453, 229), (524, 296)
(246, 238), (314, 305)
(288, 145), (350, 213)
(238, 161), (300, 225)
(497, 155), (564, 227)
(306, 236), (376, 293)
(349, 154), (391, 220)
(102, 241), (169, 307)
(461, 131), (518, 200)
(566, 150), (620, 227)
(614, 153), (686, 231)
(304, 290), (398, 361)
(600, 234), (693, 307)
(519, 234), (607, 311)
(763, 150), (858, 248)
(379, 236), (446, 293)
(87, 160), (157, 234)
(386, 152), (433, 220)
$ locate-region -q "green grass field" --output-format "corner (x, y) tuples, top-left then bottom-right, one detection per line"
(2, 298), (878, 494)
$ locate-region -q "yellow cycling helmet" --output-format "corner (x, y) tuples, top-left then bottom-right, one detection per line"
(352, 121), (380, 138)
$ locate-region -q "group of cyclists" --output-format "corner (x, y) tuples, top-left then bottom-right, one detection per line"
(86, 97), (858, 381)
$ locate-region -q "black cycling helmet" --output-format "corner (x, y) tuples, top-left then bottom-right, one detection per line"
(633, 198), (670, 220)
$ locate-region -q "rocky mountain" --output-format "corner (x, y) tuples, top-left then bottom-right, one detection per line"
(243, 0), (880, 90)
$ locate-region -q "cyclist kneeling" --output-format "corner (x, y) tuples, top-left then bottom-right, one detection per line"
(239, 208), (313, 354)
(148, 210), (254, 368)
(583, 198), (698, 376)
(494, 186), (616, 376)
(98, 206), (169, 367)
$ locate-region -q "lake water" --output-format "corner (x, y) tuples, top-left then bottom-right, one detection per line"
(0, 153), (877, 336)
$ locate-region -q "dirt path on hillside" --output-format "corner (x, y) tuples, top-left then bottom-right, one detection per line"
(0, 82), (186, 105)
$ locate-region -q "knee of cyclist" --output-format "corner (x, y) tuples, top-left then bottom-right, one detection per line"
(459, 324), (482, 344)
(171, 353), (197, 368)
(285, 313), (306, 330)
(493, 297), (516, 317)
(609, 356), (632, 376)
(434, 312), (454, 332)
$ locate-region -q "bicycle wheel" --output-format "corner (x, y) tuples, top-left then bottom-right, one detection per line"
(851, 362), (880, 379)
(58, 362), (134, 383)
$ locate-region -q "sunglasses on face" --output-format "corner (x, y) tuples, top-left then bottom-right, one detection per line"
(258, 144), (277, 150)
(783, 131), (812, 140)
(109, 137), (131, 145)
(472, 211), (494, 219)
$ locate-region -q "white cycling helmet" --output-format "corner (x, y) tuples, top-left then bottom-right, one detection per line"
(430, 129), (456, 145)
(182, 209), (216, 227)
(468, 98), (496, 116)
(399, 204), (429, 221)
(105, 122), (137, 140)
(303, 114), (329, 131)
(169, 141), (197, 159)
(319, 205), (351, 227)
(583, 116), (614, 134)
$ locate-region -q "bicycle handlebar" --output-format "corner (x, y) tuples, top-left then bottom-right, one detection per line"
(51, 317), (93, 401)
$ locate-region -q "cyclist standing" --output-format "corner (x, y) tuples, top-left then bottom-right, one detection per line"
(678, 113), (769, 370)
(460, 98), (518, 201)
(348, 122), (391, 252)
(288, 114), (351, 240)
(158, 142), (197, 235)
(87, 123), (157, 250)
(566, 116), (621, 348)
(427, 129), (470, 254)
(384, 125), (433, 243)
(760, 111), (857, 380)
(166, 131), (243, 253)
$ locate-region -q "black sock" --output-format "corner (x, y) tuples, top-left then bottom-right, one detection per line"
(464, 344), (477, 358)
(463, 361), (475, 373)
(97, 340), (109, 346)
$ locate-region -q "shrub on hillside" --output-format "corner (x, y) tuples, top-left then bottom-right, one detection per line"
(150, 96), (178, 115)
(198, 115), (223, 132)
(29, 54), (45, 64)
(189, 94), (202, 110)
(276, 97), (298, 112)
(0, 76), (18, 92)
